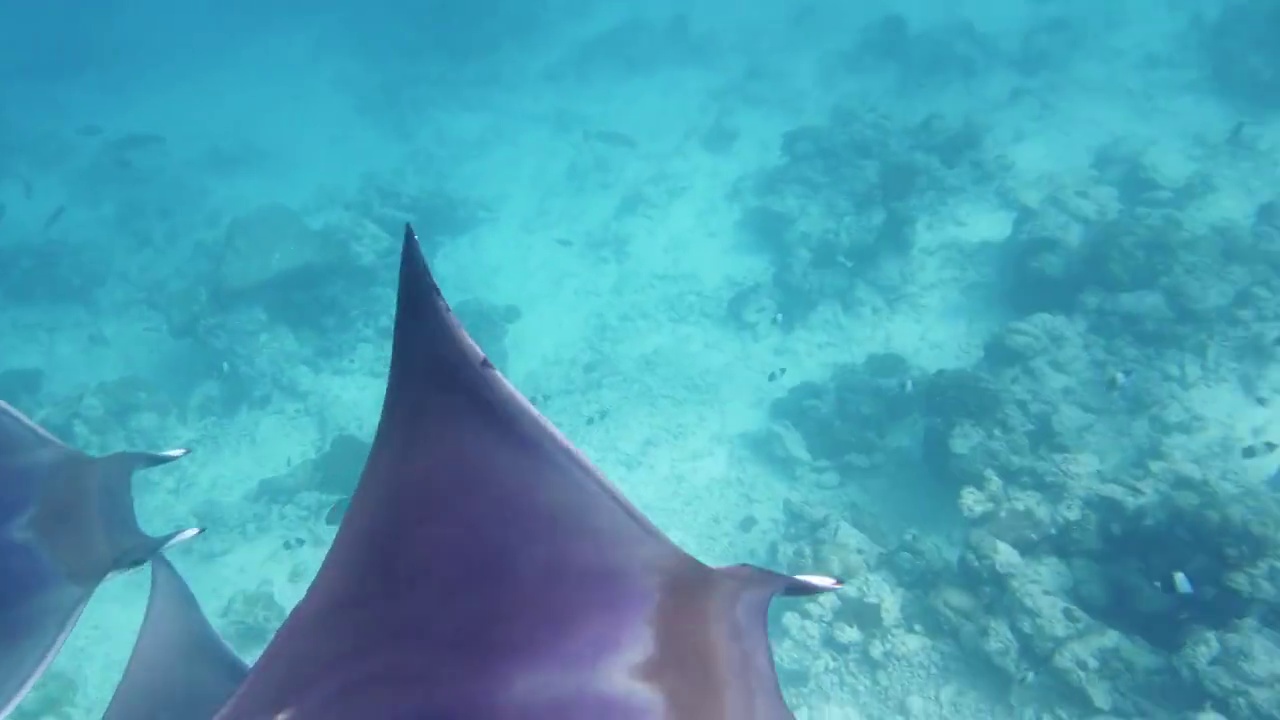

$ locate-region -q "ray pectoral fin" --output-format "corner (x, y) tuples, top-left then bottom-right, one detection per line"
(695, 565), (844, 720)
(0, 561), (92, 719)
(0, 402), (90, 717)
(102, 448), (192, 469)
(103, 554), (248, 720)
(204, 223), (834, 718)
(90, 448), (199, 577)
(0, 402), (200, 716)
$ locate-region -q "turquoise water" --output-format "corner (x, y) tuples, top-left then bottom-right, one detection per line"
(2, 1), (1279, 718)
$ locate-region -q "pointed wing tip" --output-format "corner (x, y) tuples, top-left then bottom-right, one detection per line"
(785, 574), (844, 596)
(126, 447), (192, 470)
(398, 221), (438, 299)
(160, 527), (205, 550)
(402, 222), (426, 269)
(104, 554), (247, 720)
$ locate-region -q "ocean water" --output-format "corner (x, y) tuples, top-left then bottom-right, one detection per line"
(1, 0), (1279, 718)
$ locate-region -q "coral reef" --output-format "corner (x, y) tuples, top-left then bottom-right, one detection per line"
(758, 95), (1280, 718)
(1203, 1), (1280, 111)
(733, 104), (993, 324)
(350, 180), (489, 259)
(256, 432), (370, 496)
(221, 581), (288, 655)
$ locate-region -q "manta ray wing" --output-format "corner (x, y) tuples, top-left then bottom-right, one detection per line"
(0, 402), (197, 719)
(111, 223), (839, 719)
(103, 554), (247, 720)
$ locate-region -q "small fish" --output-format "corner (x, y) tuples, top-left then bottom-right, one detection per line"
(1153, 570), (1195, 596)
(1227, 120), (1247, 146)
(1240, 441), (1279, 460)
(767, 368), (787, 382)
(901, 378), (915, 394)
(1106, 369), (1132, 392)
(42, 205), (66, 232)
(583, 129), (638, 149)
(324, 498), (350, 526)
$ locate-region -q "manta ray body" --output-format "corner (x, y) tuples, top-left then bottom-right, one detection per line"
(13, 223), (841, 719)
(0, 402), (198, 719)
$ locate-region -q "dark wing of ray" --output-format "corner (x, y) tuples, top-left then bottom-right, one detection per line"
(102, 553), (247, 720)
(212, 224), (839, 719)
(0, 401), (197, 718)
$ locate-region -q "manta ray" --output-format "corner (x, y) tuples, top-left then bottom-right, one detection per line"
(0, 402), (200, 719)
(38, 223), (842, 719)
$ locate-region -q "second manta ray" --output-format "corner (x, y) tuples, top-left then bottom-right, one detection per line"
(108, 224), (842, 719)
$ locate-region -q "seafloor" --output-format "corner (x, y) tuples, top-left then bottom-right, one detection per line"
(2, 1), (1279, 719)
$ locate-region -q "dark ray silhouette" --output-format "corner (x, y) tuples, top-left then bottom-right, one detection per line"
(0, 402), (198, 718)
(111, 224), (841, 719)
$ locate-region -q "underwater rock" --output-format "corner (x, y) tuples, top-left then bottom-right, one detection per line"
(1204, 1), (1280, 110)
(216, 203), (380, 335)
(921, 369), (1004, 427)
(221, 581), (287, 654)
(252, 433), (373, 503)
(0, 238), (106, 304)
(877, 157), (921, 205)
(725, 281), (782, 335)
(1176, 621), (1280, 720)
(998, 203), (1088, 314)
(983, 313), (1078, 368)
(315, 433), (372, 497)
(1083, 212), (1185, 293)
(741, 104), (990, 324)
(699, 115), (739, 155)
(950, 526), (1181, 715)
(1255, 198), (1280, 235)
(767, 353), (921, 469)
(1013, 14), (1084, 76)
(546, 14), (705, 81)
(882, 530), (952, 590)
(354, 183), (489, 258)
(34, 375), (182, 451)
(1252, 197), (1280, 260)
(216, 203), (353, 297)
(846, 13), (998, 87)
(1091, 141), (1210, 208)
(908, 114), (988, 171)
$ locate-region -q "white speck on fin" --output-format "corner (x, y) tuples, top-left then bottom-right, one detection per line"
(793, 574), (843, 589)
